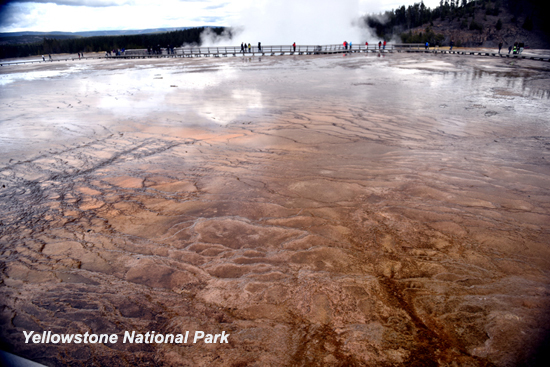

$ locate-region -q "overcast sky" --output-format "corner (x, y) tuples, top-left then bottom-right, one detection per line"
(0, 0), (442, 33)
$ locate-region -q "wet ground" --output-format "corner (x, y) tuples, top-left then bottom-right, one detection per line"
(1, 52), (550, 366)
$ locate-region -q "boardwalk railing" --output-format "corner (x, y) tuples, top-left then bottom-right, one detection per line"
(392, 43), (426, 50)
(3, 44), (549, 66)
(123, 43), (405, 57)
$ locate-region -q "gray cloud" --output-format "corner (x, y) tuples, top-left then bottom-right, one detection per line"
(0, 0), (131, 8)
(0, 0), (131, 31)
(192, 16), (224, 24)
(0, 2), (28, 30)
(204, 2), (228, 10)
(0, 0), (199, 7)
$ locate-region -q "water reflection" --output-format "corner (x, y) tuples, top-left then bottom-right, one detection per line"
(0, 64), (89, 86)
(442, 68), (550, 100)
(198, 89), (263, 124)
(87, 64), (244, 118)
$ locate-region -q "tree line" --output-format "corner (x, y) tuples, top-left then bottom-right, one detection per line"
(362, 0), (543, 44)
(0, 27), (226, 59)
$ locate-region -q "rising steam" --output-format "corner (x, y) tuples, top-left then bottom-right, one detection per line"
(200, 0), (381, 47)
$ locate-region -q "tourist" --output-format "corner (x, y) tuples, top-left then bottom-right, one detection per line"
(365, 41), (368, 50)
(42, 55), (45, 61)
(350, 41), (352, 49)
(450, 40), (454, 51)
(519, 42), (524, 54)
(293, 42), (296, 52)
(425, 41), (429, 50)
(248, 43), (251, 52)
(258, 42), (261, 52)
(378, 41), (381, 50)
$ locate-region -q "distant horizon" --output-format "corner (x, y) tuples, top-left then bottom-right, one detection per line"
(0, 27), (218, 37)
(0, 0), (441, 34)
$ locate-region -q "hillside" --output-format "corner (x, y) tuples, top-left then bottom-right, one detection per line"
(364, 0), (550, 49)
(415, 2), (549, 48)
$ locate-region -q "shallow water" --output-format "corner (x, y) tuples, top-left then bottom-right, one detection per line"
(1, 52), (549, 366)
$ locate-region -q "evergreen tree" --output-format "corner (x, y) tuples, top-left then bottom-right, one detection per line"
(522, 16), (533, 31)
(0, 27), (227, 59)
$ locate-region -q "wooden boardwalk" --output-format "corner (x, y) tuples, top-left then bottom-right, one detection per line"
(108, 43), (550, 61)
(403, 48), (550, 61)
(119, 44), (400, 58)
(1, 56), (101, 66)
(2, 44), (549, 66)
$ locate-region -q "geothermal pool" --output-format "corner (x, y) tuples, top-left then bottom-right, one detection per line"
(1, 52), (549, 366)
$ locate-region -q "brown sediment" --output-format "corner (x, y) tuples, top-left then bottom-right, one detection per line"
(0, 52), (549, 366)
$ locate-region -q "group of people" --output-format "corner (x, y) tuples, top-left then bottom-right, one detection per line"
(106, 49), (124, 56)
(147, 45), (174, 55)
(40, 40), (529, 61)
(241, 42), (293, 53)
(496, 41), (525, 55)
(342, 41), (386, 50)
(41, 52), (86, 61)
(240, 43), (251, 52)
(447, 40), (527, 55)
(238, 41), (392, 54)
(509, 42), (525, 54)
(364, 41), (386, 50)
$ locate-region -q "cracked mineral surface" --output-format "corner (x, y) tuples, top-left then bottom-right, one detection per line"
(1, 52), (550, 366)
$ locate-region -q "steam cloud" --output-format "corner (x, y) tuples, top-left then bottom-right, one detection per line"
(201, 0), (381, 47)
(199, 27), (236, 46)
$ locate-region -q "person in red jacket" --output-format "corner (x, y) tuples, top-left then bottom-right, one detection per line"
(383, 40), (386, 50)
(293, 42), (296, 52)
